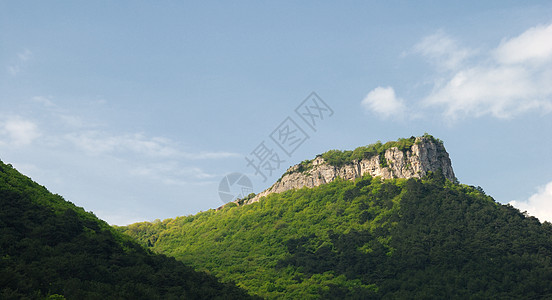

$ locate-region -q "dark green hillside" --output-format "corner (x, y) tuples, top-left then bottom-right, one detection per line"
(120, 172), (552, 299)
(0, 160), (257, 299)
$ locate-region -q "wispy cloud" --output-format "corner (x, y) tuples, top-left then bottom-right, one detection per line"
(66, 131), (180, 157)
(7, 49), (33, 76)
(182, 151), (241, 160)
(0, 96), (240, 189)
(31, 96), (55, 107)
(130, 162), (218, 186)
(8, 96), (240, 160)
(65, 131), (240, 160)
(7, 66), (21, 76)
(64, 130), (238, 187)
(0, 117), (41, 146)
(363, 23), (552, 121)
(495, 23), (552, 65)
(413, 30), (474, 71)
(424, 65), (552, 119)
(361, 86), (406, 119)
(510, 181), (552, 222)
(423, 23), (552, 120)
(17, 49), (33, 62)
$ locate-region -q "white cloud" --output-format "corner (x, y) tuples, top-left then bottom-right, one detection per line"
(58, 114), (86, 128)
(510, 181), (552, 222)
(424, 65), (552, 119)
(66, 131), (240, 160)
(66, 131), (179, 157)
(77, 133), (237, 189)
(0, 117), (40, 146)
(414, 30), (474, 70)
(17, 49), (33, 62)
(130, 162), (217, 186)
(183, 151), (241, 159)
(495, 23), (552, 65)
(62, 130), (238, 189)
(7, 65), (21, 76)
(31, 96), (55, 107)
(365, 25), (552, 121)
(7, 49), (33, 76)
(418, 24), (552, 120)
(361, 86), (406, 119)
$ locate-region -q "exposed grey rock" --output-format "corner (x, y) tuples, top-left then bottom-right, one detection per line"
(238, 136), (455, 206)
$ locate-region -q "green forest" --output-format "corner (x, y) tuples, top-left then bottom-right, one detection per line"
(3, 134), (552, 299)
(0, 160), (257, 299)
(119, 171), (552, 299)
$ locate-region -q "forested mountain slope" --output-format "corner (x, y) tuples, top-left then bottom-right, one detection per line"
(0, 160), (257, 299)
(120, 172), (552, 299)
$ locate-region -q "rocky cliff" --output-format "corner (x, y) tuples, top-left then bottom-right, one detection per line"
(241, 136), (455, 205)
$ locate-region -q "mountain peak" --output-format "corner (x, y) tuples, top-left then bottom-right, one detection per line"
(242, 135), (455, 205)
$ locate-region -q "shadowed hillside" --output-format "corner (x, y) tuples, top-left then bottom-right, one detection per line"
(0, 160), (258, 299)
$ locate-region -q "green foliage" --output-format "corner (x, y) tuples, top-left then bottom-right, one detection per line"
(234, 193), (257, 205)
(378, 152), (388, 168)
(421, 132), (444, 146)
(320, 136), (419, 167)
(278, 159), (314, 181)
(284, 135), (441, 173)
(119, 169), (552, 299)
(296, 159), (314, 173)
(320, 149), (354, 167)
(0, 160), (257, 299)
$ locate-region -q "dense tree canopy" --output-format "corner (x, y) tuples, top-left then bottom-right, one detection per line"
(120, 171), (552, 299)
(0, 160), (257, 299)
(3, 142), (552, 299)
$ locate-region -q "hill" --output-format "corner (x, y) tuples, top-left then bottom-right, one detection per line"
(0, 160), (257, 299)
(119, 137), (552, 299)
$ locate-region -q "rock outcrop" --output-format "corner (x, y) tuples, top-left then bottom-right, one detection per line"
(240, 136), (455, 205)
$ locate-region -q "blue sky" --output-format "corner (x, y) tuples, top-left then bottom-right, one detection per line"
(1, 1), (552, 225)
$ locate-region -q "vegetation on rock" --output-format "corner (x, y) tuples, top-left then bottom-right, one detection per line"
(320, 134), (443, 168)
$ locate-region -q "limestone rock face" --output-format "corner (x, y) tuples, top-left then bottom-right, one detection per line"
(244, 136), (455, 205)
